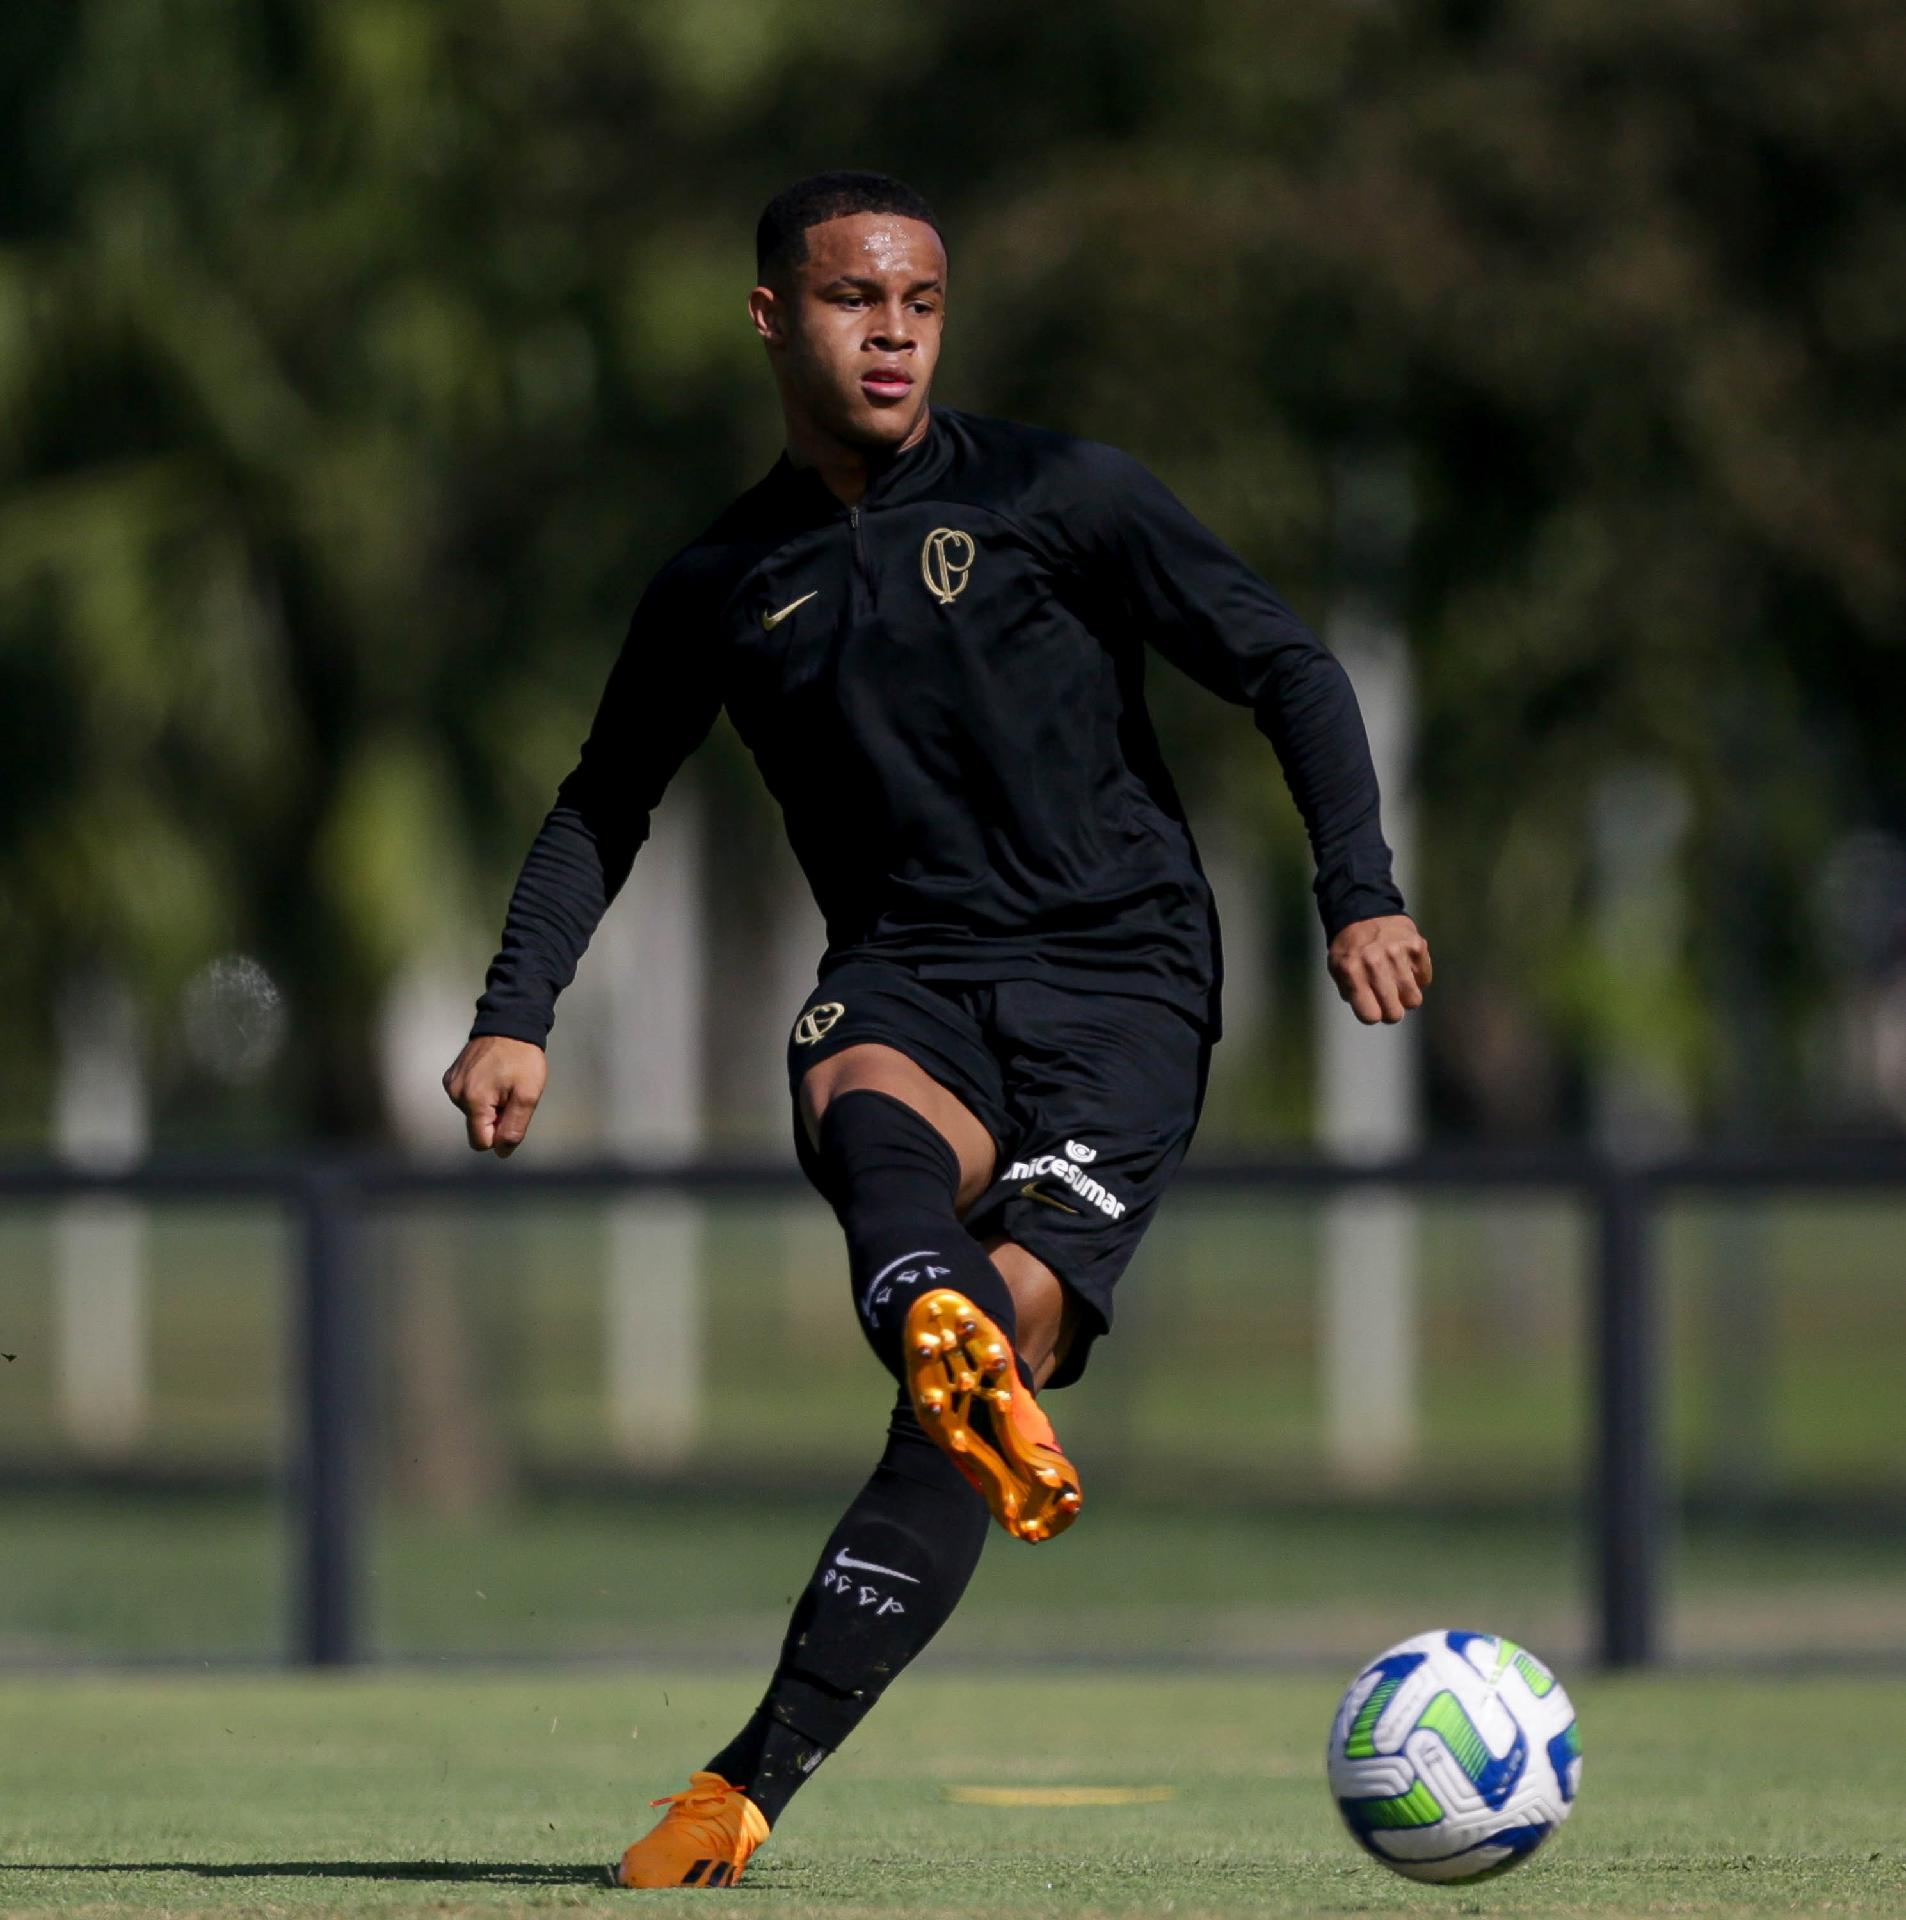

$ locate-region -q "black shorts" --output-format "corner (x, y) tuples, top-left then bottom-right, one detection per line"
(784, 958), (1212, 1388)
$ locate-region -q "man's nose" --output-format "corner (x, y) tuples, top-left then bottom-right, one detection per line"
(869, 301), (915, 349)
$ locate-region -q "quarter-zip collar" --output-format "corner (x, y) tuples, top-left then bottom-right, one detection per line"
(771, 407), (952, 521)
(858, 406), (950, 506)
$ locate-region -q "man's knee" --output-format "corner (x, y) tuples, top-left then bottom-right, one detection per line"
(800, 1044), (994, 1212)
(815, 1088), (962, 1223)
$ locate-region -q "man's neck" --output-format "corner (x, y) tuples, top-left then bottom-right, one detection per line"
(784, 407), (932, 507)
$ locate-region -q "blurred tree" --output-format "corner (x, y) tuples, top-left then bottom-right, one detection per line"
(949, 0), (1906, 1135)
(1, 0), (1900, 1143)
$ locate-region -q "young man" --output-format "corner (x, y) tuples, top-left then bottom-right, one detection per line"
(444, 171), (1430, 1888)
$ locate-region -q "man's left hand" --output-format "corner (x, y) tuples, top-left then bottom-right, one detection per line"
(1328, 914), (1432, 1025)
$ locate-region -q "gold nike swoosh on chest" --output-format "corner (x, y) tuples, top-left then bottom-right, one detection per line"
(1020, 1182), (1082, 1215)
(762, 590), (819, 630)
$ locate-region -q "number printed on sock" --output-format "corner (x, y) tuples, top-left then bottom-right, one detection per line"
(821, 1565), (908, 1615)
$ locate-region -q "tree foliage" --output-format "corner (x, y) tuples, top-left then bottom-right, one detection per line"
(3, 0), (1900, 1140)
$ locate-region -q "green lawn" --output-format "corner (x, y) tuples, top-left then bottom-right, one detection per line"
(2, 1670), (1901, 1917)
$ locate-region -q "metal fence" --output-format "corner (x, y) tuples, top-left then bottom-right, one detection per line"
(3, 1146), (1902, 1672)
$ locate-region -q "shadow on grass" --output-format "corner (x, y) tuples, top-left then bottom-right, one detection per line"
(0, 1861), (612, 1886)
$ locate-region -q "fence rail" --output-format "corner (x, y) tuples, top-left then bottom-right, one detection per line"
(5, 1145), (1903, 1670)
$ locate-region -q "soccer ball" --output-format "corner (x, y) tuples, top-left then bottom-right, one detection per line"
(1326, 1630), (1582, 1884)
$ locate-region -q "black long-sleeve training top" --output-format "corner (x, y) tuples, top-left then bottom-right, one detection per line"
(471, 408), (1403, 1046)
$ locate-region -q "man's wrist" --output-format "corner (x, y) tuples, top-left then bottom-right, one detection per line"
(1319, 889), (1409, 944)
(468, 1015), (550, 1048)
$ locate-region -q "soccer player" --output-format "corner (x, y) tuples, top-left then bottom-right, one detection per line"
(443, 171), (1430, 1888)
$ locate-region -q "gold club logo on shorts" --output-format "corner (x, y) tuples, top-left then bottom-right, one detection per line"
(792, 1001), (845, 1046)
(920, 527), (975, 606)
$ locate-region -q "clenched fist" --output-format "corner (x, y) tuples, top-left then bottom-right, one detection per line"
(442, 1035), (548, 1156)
(1328, 914), (1433, 1026)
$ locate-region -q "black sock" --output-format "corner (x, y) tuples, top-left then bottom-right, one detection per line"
(701, 1711), (826, 1827)
(814, 1088), (1025, 1385)
(704, 1391), (990, 1826)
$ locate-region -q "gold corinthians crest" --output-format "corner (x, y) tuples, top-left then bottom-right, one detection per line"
(920, 527), (975, 606)
(792, 1001), (845, 1046)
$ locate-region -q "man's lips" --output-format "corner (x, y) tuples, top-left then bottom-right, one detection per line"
(861, 368), (913, 399)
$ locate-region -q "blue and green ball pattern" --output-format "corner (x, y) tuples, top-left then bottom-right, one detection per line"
(1329, 1630), (1581, 1885)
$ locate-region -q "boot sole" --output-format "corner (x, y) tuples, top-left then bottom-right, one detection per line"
(903, 1289), (1082, 1544)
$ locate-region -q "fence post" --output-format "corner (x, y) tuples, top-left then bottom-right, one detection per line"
(1592, 1170), (1660, 1667)
(294, 1170), (363, 1667)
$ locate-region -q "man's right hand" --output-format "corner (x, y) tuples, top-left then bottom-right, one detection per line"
(442, 1035), (548, 1157)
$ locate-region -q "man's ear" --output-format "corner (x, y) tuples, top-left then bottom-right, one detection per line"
(748, 284), (784, 348)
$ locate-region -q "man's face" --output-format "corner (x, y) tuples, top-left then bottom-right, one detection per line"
(751, 213), (946, 453)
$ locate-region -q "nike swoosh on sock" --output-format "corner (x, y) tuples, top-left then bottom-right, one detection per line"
(832, 1547), (921, 1584)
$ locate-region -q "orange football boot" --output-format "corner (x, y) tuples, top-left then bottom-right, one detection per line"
(611, 1771), (770, 1889)
(904, 1287), (1082, 1543)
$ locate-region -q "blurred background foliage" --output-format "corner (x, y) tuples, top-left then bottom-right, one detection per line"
(3, 0), (1904, 1145)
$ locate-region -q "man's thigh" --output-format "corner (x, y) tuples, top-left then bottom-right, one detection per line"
(964, 983), (1212, 1387)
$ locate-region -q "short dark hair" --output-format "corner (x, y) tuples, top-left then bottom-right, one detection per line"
(755, 171), (943, 282)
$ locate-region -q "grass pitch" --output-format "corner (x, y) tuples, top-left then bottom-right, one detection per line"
(2, 1669), (1901, 1917)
